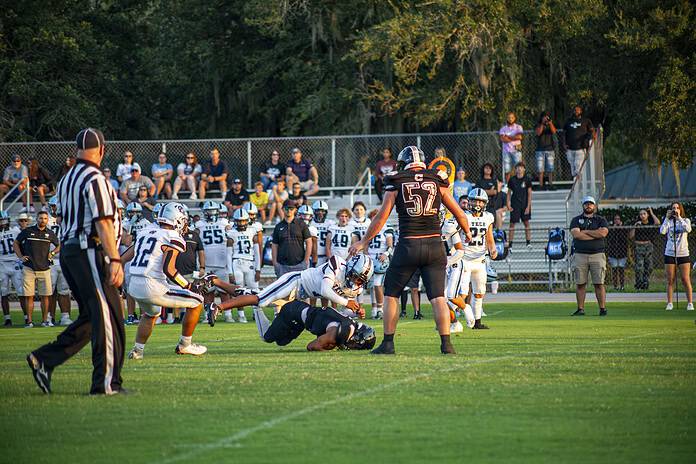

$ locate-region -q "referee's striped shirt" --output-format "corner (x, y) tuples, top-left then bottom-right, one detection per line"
(55, 159), (122, 247)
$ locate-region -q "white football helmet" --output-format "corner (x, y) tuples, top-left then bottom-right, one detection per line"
(152, 202), (164, 221)
(345, 254), (374, 291)
(373, 255), (390, 274)
(48, 196), (60, 217)
(0, 210), (9, 230)
(219, 203), (229, 219)
(233, 208), (250, 231)
(298, 204), (314, 224)
(158, 202), (188, 235)
(126, 202), (143, 220)
(202, 200), (219, 221)
(242, 203), (258, 221)
(312, 200), (329, 222)
(116, 199), (126, 212)
(467, 188), (488, 213)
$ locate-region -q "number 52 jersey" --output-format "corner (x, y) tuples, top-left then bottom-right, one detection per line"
(129, 226), (186, 282)
(383, 169), (448, 237)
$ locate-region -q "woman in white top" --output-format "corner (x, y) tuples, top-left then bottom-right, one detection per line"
(660, 202), (693, 310)
(116, 151), (139, 183)
(172, 152), (202, 200)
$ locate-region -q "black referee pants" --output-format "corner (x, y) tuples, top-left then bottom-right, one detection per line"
(33, 244), (125, 394)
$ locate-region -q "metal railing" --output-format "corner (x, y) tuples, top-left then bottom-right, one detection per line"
(349, 168), (373, 207)
(565, 126), (605, 224)
(0, 177), (30, 211)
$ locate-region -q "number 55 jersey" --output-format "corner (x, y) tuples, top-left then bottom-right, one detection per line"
(195, 218), (230, 278)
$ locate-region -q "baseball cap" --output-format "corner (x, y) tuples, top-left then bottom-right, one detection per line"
(581, 195), (596, 205)
(291, 148), (301, 154)
(233, 178), (241, 184)
(75, 128), (105, 150)
(17, 213), (30, 221)
(131, 163), (141, 172)
(283, 199), (297, 209)
(12, 155), (21, 162)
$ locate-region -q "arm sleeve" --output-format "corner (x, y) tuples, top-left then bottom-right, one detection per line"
(683, 218), (692, 233)
(86, 177), (116, 220)
(321, 275), (349, 307)
(659, 218), (670, 235)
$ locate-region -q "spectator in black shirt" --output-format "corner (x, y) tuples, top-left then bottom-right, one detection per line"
(288, 182), (308, 206)
(506, 162), (533, 249)
(534, 111), (557, 190)
(629, 207), (660, 290)
(562, 105), (595, 178)
(260, 150), (285, 190)
(272, 200), (312, 277)
(134, 186), (156, 221)
(607, 214), (629, 290)
(13, 211), (59, 327)
(28, 158), (54, 210)
(199, 148), (228, 200)
(224, 178), (250, 212)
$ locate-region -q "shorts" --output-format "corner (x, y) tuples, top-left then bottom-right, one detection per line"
(203, 179), (226, 191)
(535, 150), (555, 172)
(23, 267), (52, 297)
(384, 237), (446, 299)
(566, 149), (586, 177)
(503, 150), (522, 173)
(50, 264), (70, 296)
(127, 275), (204, 317)
(257, 271), (302, 308)
(298, 180), (315, 192)
(0, 264), (20, 297)
(459, 257), (487, 295)
(371, 272), (386, 288)
(571, 252), (606, 285)
(232, 259), (259, 289)
(607, 257), (627, 268)
(263, 300), (307, 346)
(664, 255), (690, 265)
(509, 208), (531, 223)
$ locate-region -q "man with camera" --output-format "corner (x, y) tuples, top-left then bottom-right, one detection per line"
(535, 111), (557, 190)
(562, 105), (595, 179)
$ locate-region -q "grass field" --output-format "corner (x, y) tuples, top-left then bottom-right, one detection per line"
(1, 302), (695, 464)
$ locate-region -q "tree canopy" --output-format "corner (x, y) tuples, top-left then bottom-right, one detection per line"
(1, 0), (693, 166)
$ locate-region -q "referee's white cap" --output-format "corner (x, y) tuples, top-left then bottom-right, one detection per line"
(75, 128), (105, 150)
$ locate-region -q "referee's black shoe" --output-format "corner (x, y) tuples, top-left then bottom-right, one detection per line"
(571, 308), (585, 316)
(27, 353), (52, 394)
(371, 340), (395, 355)
(413, 312), (423, 320)
(441, 341), (456, 354)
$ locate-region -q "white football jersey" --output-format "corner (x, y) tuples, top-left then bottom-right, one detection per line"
(461, 211), (494, 260)
(196, 219), (229, 268)
(46, 217), (61, 259)
(329, 223), (354, 259)
(125, 217), (152, 240)
(0, 227), (20, 263)
(300, 255), (363, 301)
(314, 219), (335, 257)
(250, 221), (263, 236)
(308, 223), (319, 239)
(368, 225), (394, 257)
(129, 226), (186, 282)
(441, 219), (462, 255)
(228, 228), (256, 261)
(349, 217), (371, 241)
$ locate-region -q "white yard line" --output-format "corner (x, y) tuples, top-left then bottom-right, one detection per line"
(156, 331), (660, 463)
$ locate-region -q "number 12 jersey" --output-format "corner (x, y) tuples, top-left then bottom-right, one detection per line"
(129, 226), (186, 282)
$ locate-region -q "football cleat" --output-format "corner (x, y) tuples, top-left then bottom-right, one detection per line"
(233, 287), (257, 297)
(370, 340), (395, 355)
(224, 313), (235, 323)
(27, 353), (52, 394)
(665, 303), (673, 311)
(41, 320), (54, 328)
(399, 310), (407, 319)
(128, 349), (143, 360)
(175, 343), (207, 356)
(238, 313), (248, 324)
(4, 319), (12, 327)
(599, 309), (608, 316)
(59, 317), (73, 326)
(450, 321), (464, 333)
(441, 341), (456, 355)
(206, 303), (219, 327)
(413, 312), (423, 320)
(571, 308), (585, 316)
(473, 320), (490, 330)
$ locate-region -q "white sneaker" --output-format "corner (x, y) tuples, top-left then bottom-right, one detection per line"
(450, 321), (464, 333)
(224, 314), (235, 323)
(166, 315), (175, 324)
(171, 193), (178, 200)
(463, 305), (475, 328)
(190, 192), (198, 200)
(128, 349), (143, 360)
(175, 343), (207, 356)
(41, 320), (54, 328)
(665, 303), (673, 311)
(238, 314), (248, 323)
(687, 303), (694, 311)
(59, 317), (72, 326)
(481, 310), (488, 317)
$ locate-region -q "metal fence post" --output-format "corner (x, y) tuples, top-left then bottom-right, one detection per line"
(331, 138), (336, 191)
(416, 136), (421, 149)
(247, 140), (252, 187)
(162, 142), (167, 154)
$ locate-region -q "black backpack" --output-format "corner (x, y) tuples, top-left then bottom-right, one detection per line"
(492, 228), (508, 261)
(545, 227), (567, 261)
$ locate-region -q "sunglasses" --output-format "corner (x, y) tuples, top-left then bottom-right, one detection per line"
(186, 156), (194, 159)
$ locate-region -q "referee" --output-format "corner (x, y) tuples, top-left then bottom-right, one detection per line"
(27, 128), (126, 395)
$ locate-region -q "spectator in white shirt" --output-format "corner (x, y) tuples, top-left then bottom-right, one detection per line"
(116, 151), (138, 183)
(172, 152), (202, 200)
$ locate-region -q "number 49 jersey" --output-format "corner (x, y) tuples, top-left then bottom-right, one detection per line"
(461, 211), (494, 260)
(328, 223), (354, 259)
(196, 219), (229, 268)
(383, 169), (449, 238)
(129, 226), (186, 282)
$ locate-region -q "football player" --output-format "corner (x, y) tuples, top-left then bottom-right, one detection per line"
(254, 300), (376, 351)
(206, 254), (374, 325)
(123, 202), (210, 359)
(440, 210), (473, 332)
(326, 208), (353, 260)
(458, 188), (497, 329)
(311, 200), (334, 267)
(0, 211), (20, 326)
(242, 202), (264, 267)
(46, 197), (72, 326)
(348, 146), (472, 355)
(225, 208), (261, 323)
(349, 201), (371, 241)
(298, 204), (318, 266)
(366, 209), (394, 319)
(196, 200), (233, 316)
(123, 202), (153, 325)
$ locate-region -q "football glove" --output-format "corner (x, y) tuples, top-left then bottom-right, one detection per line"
(190, 273), (217, 295)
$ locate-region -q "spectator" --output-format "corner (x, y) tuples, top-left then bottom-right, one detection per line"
(55, 155), (75, 183)
(458, 195), (469, 211)
(285, 148), (319, 196)
(434, 147), (447, 158)
(28, 158), (53, 210)
(476, 163), (504, 228)
(499, 112), (523, 182)
(569, 196), (609, 316)
(116, 151), (139, 183)
(271, 200), (312, 277)
(506, 162), (533, 250)
(151, 153), (173, 199)
(267, 178), (289, 224)
(374, 148), (397, 202)
(119, 164), (155, 203)
(452, 167), (473, 202)
(660, 202), (693, 311)
(13, 211), (59, 327)
(606, 214), (629, 291)
(250, 181), (269, 223)
(260, 150), (285, 190)
(629, 207), (660, 290)
(562, 105), (595, 179)
(134, 185), (156, 221)
(288, 182), (307, 207)
(1, 155), (29, 208)
(199, 148), (228, 200)
(103, 167), (119, 190)
(534, 110), (557, 190)
(224, 178), (249, 212)
(172, 152), (202, 200)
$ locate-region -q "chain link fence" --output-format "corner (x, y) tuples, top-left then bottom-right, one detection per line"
(0, 130), (576, 194)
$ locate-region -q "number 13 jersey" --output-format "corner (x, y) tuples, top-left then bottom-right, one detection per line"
(383, 169), (449, 237)
(461, 211), (494, 260)
(129, 226), (186, 282)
